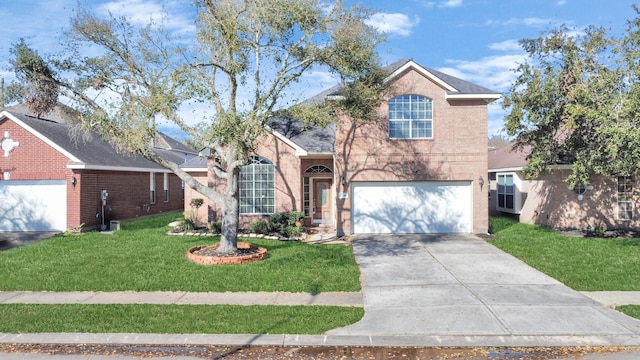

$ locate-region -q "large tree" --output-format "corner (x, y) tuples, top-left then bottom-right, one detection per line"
(503, 8), (640, 187)
(8, 0), (385, 254)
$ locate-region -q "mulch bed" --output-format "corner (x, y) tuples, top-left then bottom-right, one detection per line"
(192, 243), (262, 258)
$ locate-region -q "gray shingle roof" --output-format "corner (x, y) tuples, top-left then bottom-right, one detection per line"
(268, 116), (335, 153)
(3, 107), (196, 170)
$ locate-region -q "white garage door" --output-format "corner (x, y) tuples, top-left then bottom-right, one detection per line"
(352, 181), (472, 234)
(0, 180), (67, 232)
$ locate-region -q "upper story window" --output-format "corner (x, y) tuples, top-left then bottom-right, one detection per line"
(239, 156), (275, 215)
(618, 176), (633, 220)
(388, 94), (433, 139)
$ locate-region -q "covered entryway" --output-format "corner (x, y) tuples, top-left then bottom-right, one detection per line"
(351, 181), (471, 234)
(0, 180), (67, 232)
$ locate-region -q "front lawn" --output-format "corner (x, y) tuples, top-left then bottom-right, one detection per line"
(488, 217), (640, 291)
(0, 213), (360, 293)
(0, 304), (363, 334)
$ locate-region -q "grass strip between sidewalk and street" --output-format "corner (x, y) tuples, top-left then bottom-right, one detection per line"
(488, 217), (640, 291)
(0, 304), (364, 334)
(617, 305), (640, 320)
(0, 213), (360, 293)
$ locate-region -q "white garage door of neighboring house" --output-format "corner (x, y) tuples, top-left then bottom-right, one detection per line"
(0, 180), (67, 232)
(351, 181), (472, 234)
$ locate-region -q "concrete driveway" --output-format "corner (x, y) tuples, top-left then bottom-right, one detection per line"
(0, 232), (59, 250)
(327, 234), (640, 347)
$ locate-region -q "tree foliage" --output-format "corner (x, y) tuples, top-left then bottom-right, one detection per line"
(7, 0), (385, 253)
(503, 7), (640, 187)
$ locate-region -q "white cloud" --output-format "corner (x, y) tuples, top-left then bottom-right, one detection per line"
(439, 0), (463, 8)
(96, 0), (194, 33)
(366, 13), (420, 37)
(413, 1), (436, 8)
(440, 54), (526, 92)
(487, 17), (557, 28)
(489, 40), (522, 52)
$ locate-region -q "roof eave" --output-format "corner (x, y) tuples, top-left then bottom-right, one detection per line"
(265, 125), (309, 156)
(67, 163), (171, 173)
(446, 93), (502, 102)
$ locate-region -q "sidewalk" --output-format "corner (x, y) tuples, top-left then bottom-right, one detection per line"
(0, 291), (363, 306)
(1, 290), (640, 306)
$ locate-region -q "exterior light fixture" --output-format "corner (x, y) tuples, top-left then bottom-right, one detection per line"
(341, 175), (346, 186)
(478, 176), (485, 187)
(71, 175), (77, 187)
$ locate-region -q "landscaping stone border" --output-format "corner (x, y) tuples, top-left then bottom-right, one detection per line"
(187, 242), (268, 265)
(167, 230), (306, 241)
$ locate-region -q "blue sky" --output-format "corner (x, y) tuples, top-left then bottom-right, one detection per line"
(0, 0), (637, 136)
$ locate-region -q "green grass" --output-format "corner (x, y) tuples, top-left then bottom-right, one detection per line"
(488, 217), (640, 291)
(0, 304), (363, 334)
(0, 213), (360, 293)
(617, 305), (640, 320)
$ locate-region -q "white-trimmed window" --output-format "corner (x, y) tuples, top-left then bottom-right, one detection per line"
(388, 94), (433, 139)
(150, 173), (157, 204)
(497, 174), (515, 212)
(618, 176), (633, 220)
(239, 156), (275, 214)
(163, 173), (169, 202)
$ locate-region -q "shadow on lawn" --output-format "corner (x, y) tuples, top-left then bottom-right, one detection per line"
(489, 216), (519, 234)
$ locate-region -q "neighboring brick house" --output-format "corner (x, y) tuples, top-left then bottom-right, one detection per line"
(0, 104), (197, 232)
(183, 59), (500, 235)
(489, 143), (640, 231)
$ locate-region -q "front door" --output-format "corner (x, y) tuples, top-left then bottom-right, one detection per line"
(313, 179), (332, 223)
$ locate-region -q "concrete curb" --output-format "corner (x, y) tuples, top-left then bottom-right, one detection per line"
(2, 333), (640, 347)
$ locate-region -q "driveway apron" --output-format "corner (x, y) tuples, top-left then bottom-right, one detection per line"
(327, 234), (640, 345)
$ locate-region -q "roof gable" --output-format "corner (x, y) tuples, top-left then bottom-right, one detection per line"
(0, 108), (195, 172)
(386, 59), (501, 100)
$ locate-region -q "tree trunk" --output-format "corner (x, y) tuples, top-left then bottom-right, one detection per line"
(217, 166), (240, 254)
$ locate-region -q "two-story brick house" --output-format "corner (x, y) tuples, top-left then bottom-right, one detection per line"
(183, 59), (500, 235)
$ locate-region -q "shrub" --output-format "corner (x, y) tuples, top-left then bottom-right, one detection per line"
(209, 221), (222, 234)
(188, 198), (204, 223)
(250, 219), (269, 234)
(177, 217), (198, 231)
(269, 211), (304, 237)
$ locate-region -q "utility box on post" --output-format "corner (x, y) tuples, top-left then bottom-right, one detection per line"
(110, 220), (121, 231)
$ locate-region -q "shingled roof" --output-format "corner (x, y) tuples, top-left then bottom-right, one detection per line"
(1, 105), (197, 171)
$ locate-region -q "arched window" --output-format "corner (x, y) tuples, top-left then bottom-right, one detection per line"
(304, 165), (332, 174)
(239, 156), (275, 214)
(388, 94), (433, 139)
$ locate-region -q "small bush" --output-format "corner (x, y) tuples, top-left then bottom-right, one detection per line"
(209, 221), (222, 233)
(250, 219), (269, 234)
(177, 218), (198, 231)
(189, 198), (204, 209)
(269, 211), (304, 237)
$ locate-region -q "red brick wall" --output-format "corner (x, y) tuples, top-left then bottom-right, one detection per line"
(1, 116), (183, 230)
(76, 170), (183, 228)
(335, 68), (489, 234)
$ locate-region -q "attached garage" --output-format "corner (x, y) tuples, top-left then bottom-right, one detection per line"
(0, 180), (67, 232)
(351, 181), (472, 234)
